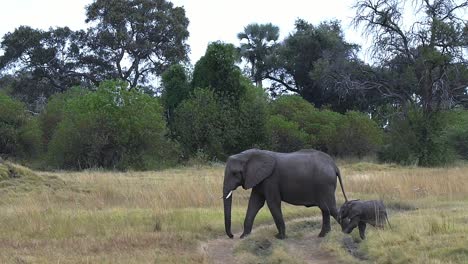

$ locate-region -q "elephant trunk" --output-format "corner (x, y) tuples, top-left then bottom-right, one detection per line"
(223, 187), (234, 238)
(223, 195), (233, 238)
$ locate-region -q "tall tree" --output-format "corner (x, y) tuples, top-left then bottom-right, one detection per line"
(192, 41), (244, 100)
(353, 0), (468, 114)
(265, 19), (363, 110)
(237, 23), (279, 87)
(85, 0), (190, 89)
(0, 26), (94, 106)
(161, 64), (190, 126)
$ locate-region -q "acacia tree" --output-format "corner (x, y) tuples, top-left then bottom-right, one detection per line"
(85, 0), (190, 89)
(353, 0), (468, 114)
(237, 23), (280, 87)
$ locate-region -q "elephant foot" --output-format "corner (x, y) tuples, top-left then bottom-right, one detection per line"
(275, 233), (286, 240)
(318, 229), (330, 237)
(240, 232), (250, 239)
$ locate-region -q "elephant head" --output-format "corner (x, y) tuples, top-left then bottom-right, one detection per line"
(338, 200), (360, 232)
(223, 150), (276, 238)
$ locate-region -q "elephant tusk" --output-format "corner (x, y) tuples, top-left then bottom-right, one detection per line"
(225, 190), (233, 199)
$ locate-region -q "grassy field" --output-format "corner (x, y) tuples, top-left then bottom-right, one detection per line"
(0, 161), (467, 263)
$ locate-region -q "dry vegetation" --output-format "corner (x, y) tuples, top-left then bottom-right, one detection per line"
(0, 161), (467, 263)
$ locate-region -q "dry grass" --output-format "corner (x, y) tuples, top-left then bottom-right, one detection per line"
(341, 163), (468, 200)
(0, 161), (467, 263)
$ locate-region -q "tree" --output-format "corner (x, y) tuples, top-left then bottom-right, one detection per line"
(353, 0), (468, 166)
(192, 42), (244, 99)
(265, 19), (363, 110)
(237, 23), (280, 87)
(173, 82), (268, 160)
(0, 92), (42, 159)
(85, 0), (190, 89)
(161, 64), (190, 126)
(0, 26), (95, 107)
(47, 80), (177, 170)
(353, 0), (468, 114)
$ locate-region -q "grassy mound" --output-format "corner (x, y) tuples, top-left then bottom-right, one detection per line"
(0, 160), (64, 192)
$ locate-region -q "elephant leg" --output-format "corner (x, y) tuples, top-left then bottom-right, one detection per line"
(318, 208), (332, 237)
(343, 217), (360, 234)
(358, 222), (367, 239)
(329, 206), (338, 222)
(266, 197), (286, 239)
(240, 191), (265, 238)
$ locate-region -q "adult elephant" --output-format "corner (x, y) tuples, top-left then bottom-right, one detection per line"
(222, 149), (348, 239)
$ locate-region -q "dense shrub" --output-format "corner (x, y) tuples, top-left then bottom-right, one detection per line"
(47, 81), (178, 170)
(0, 93), (42, 159)
(266, 115), (310, 152)
(161, 64), (191, 127)
(173, 88), (224, 159)
(267, 95), (382, 157)
(379, 109), (455, 166)
(39, 87), (89, 147)
(328, 111), (383, 157)
(440, 110), (468, 160)
(174, 83), (268, 160)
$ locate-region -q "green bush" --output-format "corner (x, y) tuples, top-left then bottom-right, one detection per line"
(0, 92), (42, 159)
(173, 88), (224, 159)
(379, 109), (455, 166)
(47, 81), (177, 170)
(441, 110), (468, 160)
(266, 115), (310, 152)
(329, 111), (383, 157)
(268, 95), (383, 157)
(173, 83), (268, 160)
(39, 87), (89, 147)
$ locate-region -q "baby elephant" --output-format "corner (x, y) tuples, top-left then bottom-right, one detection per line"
(338, 200), (390, 239)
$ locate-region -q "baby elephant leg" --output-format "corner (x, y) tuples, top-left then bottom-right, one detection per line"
(358, 222), (367, 239)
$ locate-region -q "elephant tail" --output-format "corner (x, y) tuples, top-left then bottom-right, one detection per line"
(336, 167), (348, 202)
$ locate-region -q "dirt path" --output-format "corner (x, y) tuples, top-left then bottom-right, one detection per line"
(200, 217), (341, 264)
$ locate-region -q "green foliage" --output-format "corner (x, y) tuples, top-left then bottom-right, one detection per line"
(353, 0), (468, 113)
(161, 64), (191, 128)
(39, 87), (89, 147)
(266, 20), (363, 111)
(47, 81), (177, 170)
(443, 110), (468, 160)
(173, 83), (268, 160)
(329, 111), (383, 157)
(192, 42), (244, 99)
(379, 109), (455, 166)
(267, 95), (382, 156)
(173, 88), (224, 159)
(237, 23), (279, 87)
(0, 93), (42, 159)
(0, 26), (92, 106)
(266, 115), (309, 152)
(85, 0), (189, 88)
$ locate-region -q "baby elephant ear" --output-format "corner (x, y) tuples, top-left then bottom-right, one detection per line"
(244, 152), (276, 189)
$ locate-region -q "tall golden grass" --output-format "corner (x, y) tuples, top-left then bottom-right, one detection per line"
(341, 163), (468, 200)
(0, 162), (466, 263)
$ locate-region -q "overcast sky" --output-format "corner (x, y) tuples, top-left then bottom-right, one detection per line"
(0, 0), (372, 63)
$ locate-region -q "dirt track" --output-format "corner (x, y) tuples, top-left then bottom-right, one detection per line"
(200, 217), (342, 264)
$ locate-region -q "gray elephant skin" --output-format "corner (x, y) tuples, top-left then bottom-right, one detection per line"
(338, 199), (390, 239)
(222, 149), (348, 239)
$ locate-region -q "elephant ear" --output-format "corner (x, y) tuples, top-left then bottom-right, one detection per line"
(243, 152), (276, 189)
(348, 202), (362, 219)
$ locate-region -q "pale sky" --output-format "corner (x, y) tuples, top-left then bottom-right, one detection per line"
(0, 0), (371, 63)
